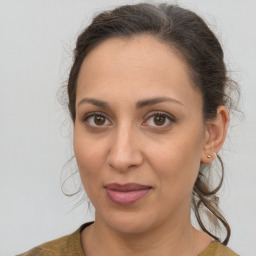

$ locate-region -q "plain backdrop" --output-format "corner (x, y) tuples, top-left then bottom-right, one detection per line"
(0, 0), (255, 255)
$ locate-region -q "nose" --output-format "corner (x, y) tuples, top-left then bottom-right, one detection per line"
(107, 126), (144, 172)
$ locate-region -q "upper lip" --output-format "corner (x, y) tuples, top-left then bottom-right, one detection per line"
(104, 183), (152, 192)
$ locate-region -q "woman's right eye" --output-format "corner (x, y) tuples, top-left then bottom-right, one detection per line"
(83, 113), (111, 127)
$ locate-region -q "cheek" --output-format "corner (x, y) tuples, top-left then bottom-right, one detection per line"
(147, 127), (204, 194)
(73, 126), (107, 191)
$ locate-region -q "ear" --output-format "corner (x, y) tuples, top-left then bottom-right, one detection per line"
(201, 106), (229, 163)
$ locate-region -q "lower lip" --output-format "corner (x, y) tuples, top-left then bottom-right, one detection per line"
(105, 188), (151, 205)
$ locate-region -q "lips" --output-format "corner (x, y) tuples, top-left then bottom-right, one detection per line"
(105, 183), (152, 205)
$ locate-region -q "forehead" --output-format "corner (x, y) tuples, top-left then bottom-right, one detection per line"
(78, 35), (190, 81)
(76, 35), (201, 109)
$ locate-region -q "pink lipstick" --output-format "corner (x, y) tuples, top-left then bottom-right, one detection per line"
(105, 183), (152, 205)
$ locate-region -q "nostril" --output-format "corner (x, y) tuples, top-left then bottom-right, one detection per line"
(107, 148), (143, 172)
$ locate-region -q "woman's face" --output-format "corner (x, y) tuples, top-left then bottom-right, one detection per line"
(74, 35), (207, 234)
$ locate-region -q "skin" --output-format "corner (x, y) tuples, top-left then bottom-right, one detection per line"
(74, 35), (229, 256)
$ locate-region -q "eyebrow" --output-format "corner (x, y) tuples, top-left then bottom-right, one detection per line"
(136, 97), (184, 108)
(77, 96), (184, 109)
(77, 98), (110, 108)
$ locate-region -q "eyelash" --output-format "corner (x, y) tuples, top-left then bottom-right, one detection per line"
(143, 111), (176, 128)
(82, 111), (176, 129)
(82, 112), (111, 128)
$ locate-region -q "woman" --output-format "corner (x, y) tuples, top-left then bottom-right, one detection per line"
(19, 2), (239, 255)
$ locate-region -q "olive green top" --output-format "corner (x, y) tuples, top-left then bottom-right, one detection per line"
(17, 222), (239, 256)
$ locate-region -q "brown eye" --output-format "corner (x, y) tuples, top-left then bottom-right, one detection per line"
(143, 112), (175, 128)
(153, 115), (166, 126)
(83, 113), (111, 127)
(94, 115), (106, 126)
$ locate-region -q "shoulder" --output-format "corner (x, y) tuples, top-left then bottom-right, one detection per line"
(199, 241), (239, 256)
(16, 233), (78, 256)
(16, 235), (69, 256)
(16, 225), (86, 256)
(215, 242), (239, 256)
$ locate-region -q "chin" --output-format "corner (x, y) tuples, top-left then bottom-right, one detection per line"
(98, 209), (158, 235)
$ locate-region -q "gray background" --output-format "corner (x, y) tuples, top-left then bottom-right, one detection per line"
(0, 0), (255, 255)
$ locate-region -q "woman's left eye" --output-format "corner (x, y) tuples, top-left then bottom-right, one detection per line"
(143, 113), (175, 128)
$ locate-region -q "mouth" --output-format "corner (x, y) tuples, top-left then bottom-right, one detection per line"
(104, 183), (152, 205)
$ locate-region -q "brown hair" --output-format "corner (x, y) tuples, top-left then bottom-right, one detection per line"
(66, 2), (239, 245)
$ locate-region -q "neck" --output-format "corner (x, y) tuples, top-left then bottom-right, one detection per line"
(81, 213), (211, 256)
